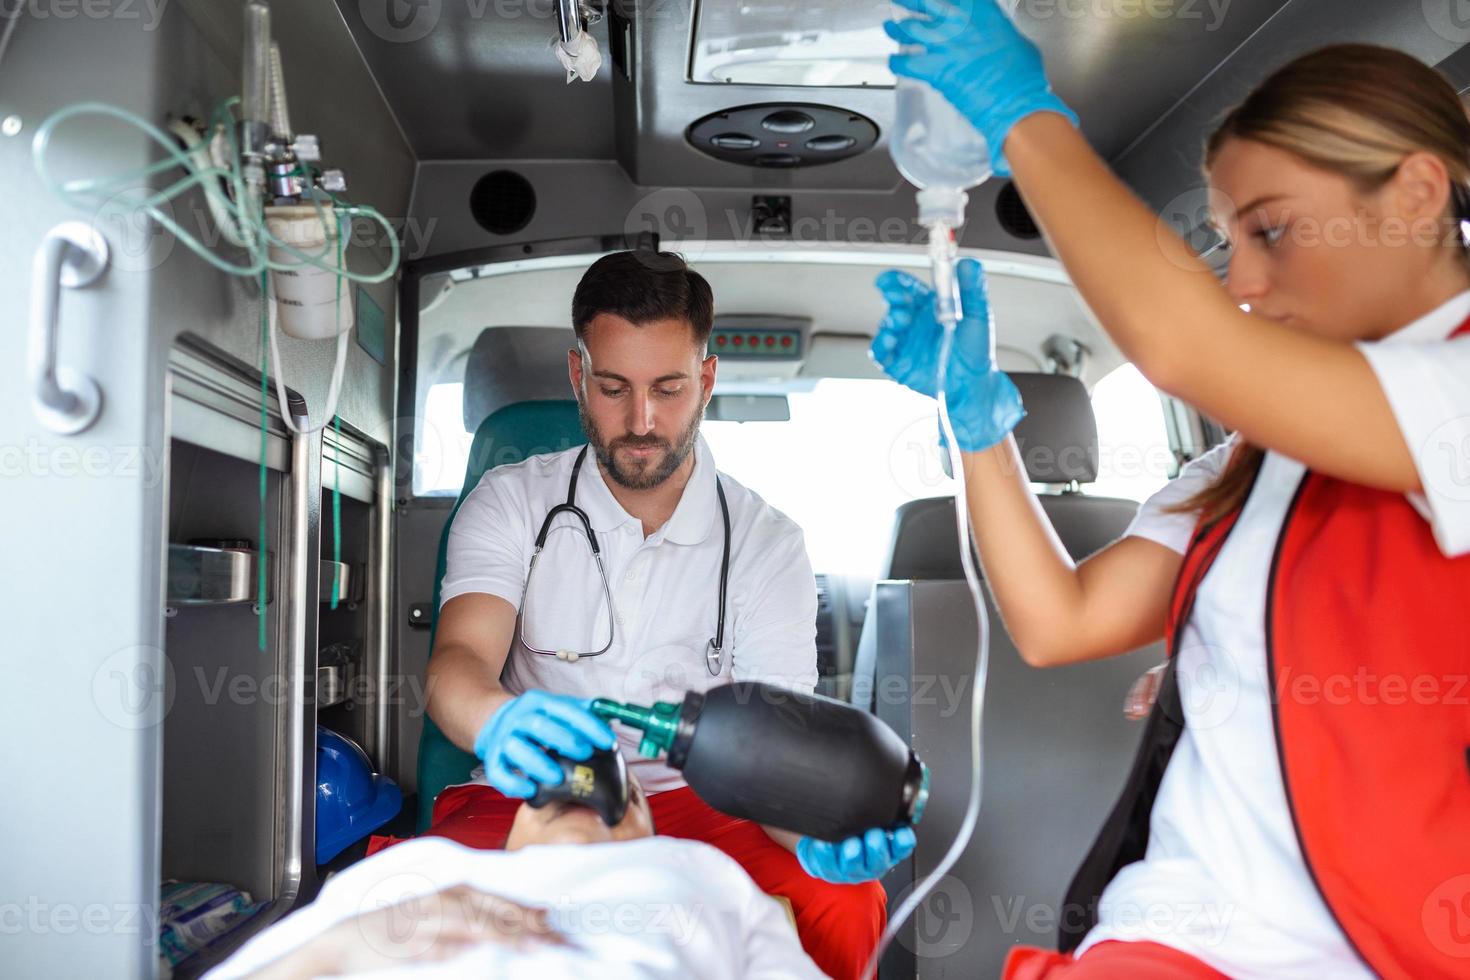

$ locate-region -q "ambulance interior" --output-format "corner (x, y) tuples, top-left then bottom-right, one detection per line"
(6, 0), (1464, 977)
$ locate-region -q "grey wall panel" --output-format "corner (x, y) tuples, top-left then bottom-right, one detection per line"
(1113, 0), (1466, 212)
(409, 158), (1050, 258)
(0, 3), (411, 975)
(390, 502), (457, 793)
(873, 581), (1163, 977)
(2, 13), (171, 978)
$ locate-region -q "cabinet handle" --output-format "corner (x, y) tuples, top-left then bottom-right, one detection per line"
(29, 221), (109, 434)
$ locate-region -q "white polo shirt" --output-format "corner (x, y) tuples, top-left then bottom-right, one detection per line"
(1077, 292), (1470, 976)
(440, 434), (820, 793)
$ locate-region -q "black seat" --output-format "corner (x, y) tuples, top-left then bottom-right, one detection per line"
(853, 373), (1140, 707)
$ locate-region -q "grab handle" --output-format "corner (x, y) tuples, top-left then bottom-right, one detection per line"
(28, 221), (109, 434)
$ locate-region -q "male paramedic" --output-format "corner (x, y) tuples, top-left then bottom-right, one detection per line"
(422, 250), (912, 980)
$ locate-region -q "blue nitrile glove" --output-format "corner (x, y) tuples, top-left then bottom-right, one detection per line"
(885, 0), (1079, 177)
(871, 257), (1025, 452)
(473, 690), (617, 798)
(797, 826), (918, 884)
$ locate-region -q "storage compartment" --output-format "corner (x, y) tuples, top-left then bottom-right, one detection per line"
(158, 342), (311, 977)
(315, 425), (384, 767)
(160, 440), (287, 970)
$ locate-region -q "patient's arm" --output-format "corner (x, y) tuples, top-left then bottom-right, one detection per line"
(760, 825), (801, 852)
(245, 885), (562, 979)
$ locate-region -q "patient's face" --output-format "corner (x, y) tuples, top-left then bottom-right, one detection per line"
(505, 769), (654, 849)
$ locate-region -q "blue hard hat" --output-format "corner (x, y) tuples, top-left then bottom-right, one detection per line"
(316, 726), (402, 865)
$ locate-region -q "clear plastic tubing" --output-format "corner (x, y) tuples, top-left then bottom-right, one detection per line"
(241, 2), (272, 130)
(862, 7), (998, 976)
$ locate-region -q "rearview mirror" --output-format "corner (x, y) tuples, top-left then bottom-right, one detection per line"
(706, 394), (791, 423)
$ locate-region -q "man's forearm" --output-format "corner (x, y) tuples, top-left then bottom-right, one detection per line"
(761, 824), (801, 853)
(426, 645), (514, 753)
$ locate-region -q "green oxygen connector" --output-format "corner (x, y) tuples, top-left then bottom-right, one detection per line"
(591, 697), (683, 760)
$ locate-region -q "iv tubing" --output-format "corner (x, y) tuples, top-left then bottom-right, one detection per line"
(863, 220), (992, 978)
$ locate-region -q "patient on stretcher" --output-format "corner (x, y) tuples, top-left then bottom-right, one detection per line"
(205, 767), (825, 979)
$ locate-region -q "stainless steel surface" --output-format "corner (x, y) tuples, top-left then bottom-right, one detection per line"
(318, 559), (361, 605)
(369, 443), (395, 773)
(317, 665), (346, 708)
(556, 0), (580, 46)
(688, 0), (893, 87)
(28, 221), (109, 434)
(276, 420), (322, 905)
(167, 543), (270, 606)
(322, 420), (379, 504)
(333, 0), (616, 160)
(169, 342), (293, 472)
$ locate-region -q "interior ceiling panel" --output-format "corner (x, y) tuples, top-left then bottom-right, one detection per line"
(335, 0), (616, 159)
(343, 0), (1298, 181)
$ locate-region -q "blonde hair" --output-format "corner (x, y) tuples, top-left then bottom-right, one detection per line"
(1175, 44), (1470, 521)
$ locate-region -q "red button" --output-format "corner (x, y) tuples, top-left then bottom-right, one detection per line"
(764, 336), (776, 347)
(781, 336), (793, 347)
(716, 335), (727, 346)
(732, 336), (743, 346)
(748, 335), (760, 347)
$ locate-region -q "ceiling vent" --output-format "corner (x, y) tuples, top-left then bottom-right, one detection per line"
(687, 103), (878, 168)
(470, 170), (537, 236)
(995, 182), (1041, 241)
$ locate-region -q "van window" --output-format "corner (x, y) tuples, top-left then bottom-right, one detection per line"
(1088, 363), (1176, 503)
(416, 381), (474, 496)
(416, 365), (1175, 573)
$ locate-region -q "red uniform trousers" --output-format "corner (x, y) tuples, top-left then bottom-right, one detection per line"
(417, 782), (885, 980)
(1003, 941), (1229, 978)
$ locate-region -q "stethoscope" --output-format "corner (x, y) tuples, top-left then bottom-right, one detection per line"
(518, 445), (732, 675)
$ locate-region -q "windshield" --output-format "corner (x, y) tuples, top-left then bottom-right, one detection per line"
(704, 364), (1173, 577)
(417, 365), (1174, 576)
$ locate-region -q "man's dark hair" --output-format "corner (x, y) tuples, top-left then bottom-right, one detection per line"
(571, 251), (714, 350)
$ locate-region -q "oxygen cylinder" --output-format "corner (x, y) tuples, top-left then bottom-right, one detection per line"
(593, 681), (928, 842)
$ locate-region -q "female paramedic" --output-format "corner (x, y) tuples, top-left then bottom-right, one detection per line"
(872, 5), (1470, 978)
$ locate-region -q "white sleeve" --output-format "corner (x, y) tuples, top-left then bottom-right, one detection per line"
(673, 847), (823, 980)
(1357, 334), (1470, 559)
(440, 471), (532, 609)
(1122, 437), (1239, 554)
(739, 892), (828, 980)
(729, 519), (820, 694)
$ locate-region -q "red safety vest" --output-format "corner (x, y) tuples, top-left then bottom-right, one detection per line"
(1061, 318), (1470, 976)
